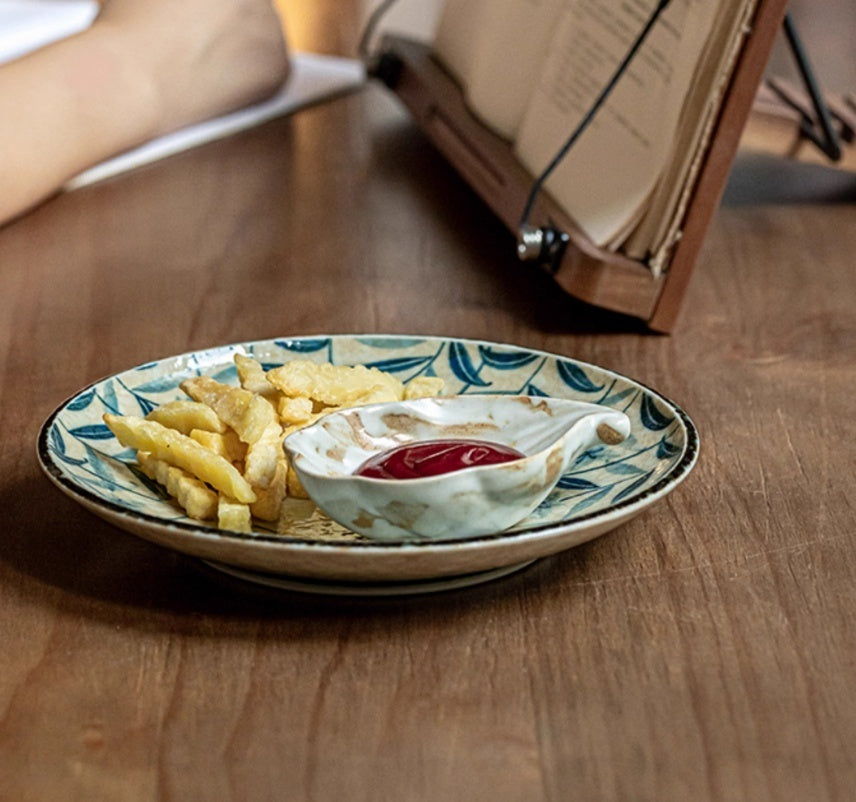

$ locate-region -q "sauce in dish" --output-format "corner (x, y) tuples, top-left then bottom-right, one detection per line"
(354, 439), (525, 480)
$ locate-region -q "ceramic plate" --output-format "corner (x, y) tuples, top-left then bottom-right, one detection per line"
(38, 335), (699, 594)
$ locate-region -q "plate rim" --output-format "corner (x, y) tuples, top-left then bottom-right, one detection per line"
(199, 558), (539, 596)
(37, 333), (700, 552)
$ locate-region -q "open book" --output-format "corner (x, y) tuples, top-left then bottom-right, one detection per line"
(431, 0), (762, 272)
(370, 0), (789, 329)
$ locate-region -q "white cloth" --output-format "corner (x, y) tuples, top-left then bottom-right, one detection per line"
(0, 0), (99, 63)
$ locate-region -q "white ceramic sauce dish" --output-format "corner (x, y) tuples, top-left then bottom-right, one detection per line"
(284, 394), (631, 542)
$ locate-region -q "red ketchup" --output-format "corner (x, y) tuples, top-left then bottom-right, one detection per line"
(354, 439), (525, 480)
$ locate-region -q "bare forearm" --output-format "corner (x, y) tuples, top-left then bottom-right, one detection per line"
(0, 26), (161, 224)
(0, 0), (289, 226)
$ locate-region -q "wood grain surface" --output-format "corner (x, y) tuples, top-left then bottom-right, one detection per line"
(0, 2), (854, 799)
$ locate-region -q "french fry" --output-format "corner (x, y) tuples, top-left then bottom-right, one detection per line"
(243, 421), (284, 489)
(249, 459), (288, 521)
(217, 496), (252, 533)
(234, 353), (280, 403)
(349, 385), (403, 406)
(145, 399), (227, 435)
(278, 395), (314, 425)
(404, 376), (445, 400)
(286, 462), (309, 499)
(266, 360), (404, 408)
(181, 375), (277, 444)
(137, 451), (218, 520)
(189, 428), (247, 463)
(104, 414), (256, 504)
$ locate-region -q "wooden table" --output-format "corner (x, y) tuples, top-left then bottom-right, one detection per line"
(1, 2), (854, 799)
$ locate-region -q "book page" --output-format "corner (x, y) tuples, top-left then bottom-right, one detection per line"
(463, 0), (567, 140)
(620, 0), (758, 268)
(512, 0), (718, 247)
(432, 0), (489, 87)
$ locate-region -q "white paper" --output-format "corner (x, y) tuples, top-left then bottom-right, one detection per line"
(0, 0), (365, 190)
(0, 0), (98, 63)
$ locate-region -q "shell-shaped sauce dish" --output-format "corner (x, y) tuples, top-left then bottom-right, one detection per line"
(284, 395), (631, 542)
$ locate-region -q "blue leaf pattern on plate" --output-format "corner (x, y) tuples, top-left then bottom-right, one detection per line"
(128, 464), (170, 498)
(557, 361), (604, 393)
(568, 486), (614, 514)
(448, 341), (491, 388)
(69, 424), (115, 440)
(657, 436), (682, 459)
(132, 394), (158, 416)
(49, 427), (86, 466)
(67, 389), (96, 411)
(50, 426), (67, 455)
(574, 445), (606, 463)
(132, 376), (186, 395)
(356, 337), (425, 349)
(365, 356), (433, 374)
(598, 384), (637, 408)
(274, 338), (331, 353)
(99, 382), (120, 415)
(640, 394), (673, 430)
(477, 346), (539, 369)
(613, 470), (655, 502)
(556, 476), (600, 490)
(604, 462), (647, 476)
(210, 366), (238, 385)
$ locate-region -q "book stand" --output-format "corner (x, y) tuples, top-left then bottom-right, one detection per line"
(368, 0), (794, 331)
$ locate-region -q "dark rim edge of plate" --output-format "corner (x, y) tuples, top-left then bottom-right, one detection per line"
(35, 334), (701, 551)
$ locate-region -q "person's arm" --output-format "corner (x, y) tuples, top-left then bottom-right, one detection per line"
(0, 0), (289, 226)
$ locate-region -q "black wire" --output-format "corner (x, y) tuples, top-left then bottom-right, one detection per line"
(781, 12), (841, 161)
(520, 0), (672, 226)
(358, 0), (402, 63)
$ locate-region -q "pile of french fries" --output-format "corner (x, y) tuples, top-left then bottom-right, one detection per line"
(104, 354), (444, 533)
